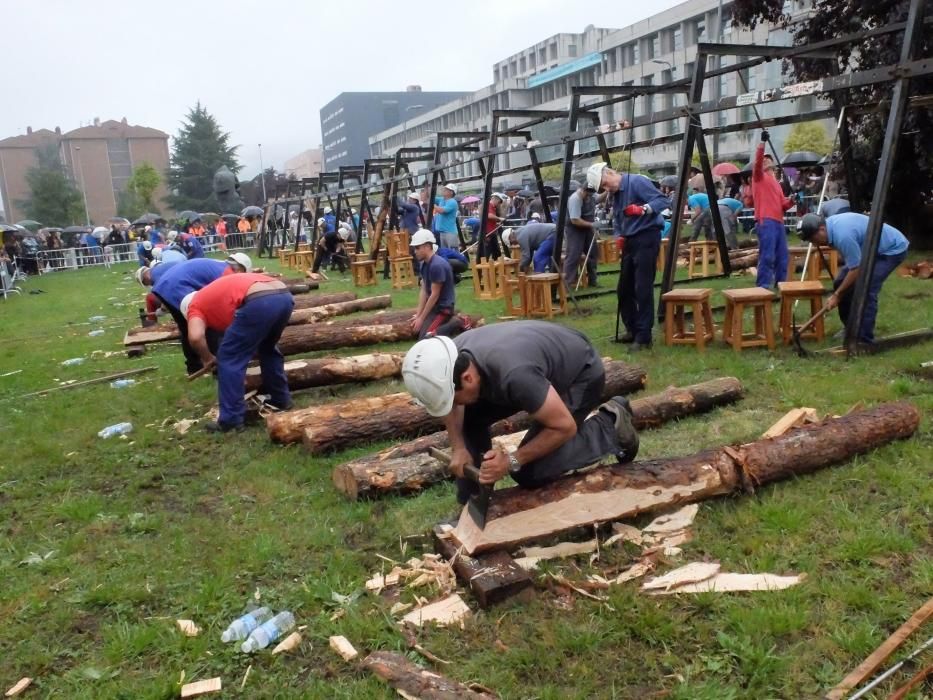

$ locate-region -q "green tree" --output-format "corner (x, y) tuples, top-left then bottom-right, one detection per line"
(16, 143), (85, 226)
(166, 102), (240, 212)
(127, 162), (161, 210)
(783, 121), (833, 155)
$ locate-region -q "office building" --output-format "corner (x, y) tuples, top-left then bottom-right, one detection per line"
(284, 147), (323, 180)
(320, 87), (469, 169)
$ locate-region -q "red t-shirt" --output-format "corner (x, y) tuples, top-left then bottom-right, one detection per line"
(188, 273), (279, 331)
(751, 144), (792, 223)
(484, 202), (499, 235)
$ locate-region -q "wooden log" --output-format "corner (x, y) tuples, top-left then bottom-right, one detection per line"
(449, 401), (920, 555)
(123, 321), (179, 346)
(287, 295), (392, 325)
(245, 352), (404, 392)
(362, 651), (497, 700)
(291, 291), (357, 309)
(276, 309), (417, 356)
(332, 376), (738, 500)
(276, 360), (646, 450)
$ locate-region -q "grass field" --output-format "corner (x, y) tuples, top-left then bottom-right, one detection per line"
(0, 248), (930, 699)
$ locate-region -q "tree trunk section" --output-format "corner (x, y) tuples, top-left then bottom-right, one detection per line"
(245, 352), (403, 392)
(279, 360), (645, 451)
(450, 401), (920, 555)
(332, 376), (733, 500)
(287, 295), (392, 325)
(283, 278), (318, 294)
(362, 651), (498, 700)
(292, 291), (357, 310)
(276, 309), (416, 356)
(123, 322), (179, 346)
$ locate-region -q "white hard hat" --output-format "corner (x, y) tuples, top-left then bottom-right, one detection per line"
(337, 226), (351, 241)
(407, 191), (420, 200)
(226, 252), (253, 272)
(134, 266), (149, 286)
(351, 208), (358, 214)
(152, 247), (163, 260)
(179, 292), (196, 320)
(166, 230), (178, 242)
(402, 336), (458, 417)
(149, 259), (162, 269)
(586, 162), (609, 191)
(501, 227), (513, 247)
(324, 206), (333, 214)
(411, 229), (436, 247)
(443, 182), (458, 195)
(530, 212), (541, 220)
(142, 240), (153, 251)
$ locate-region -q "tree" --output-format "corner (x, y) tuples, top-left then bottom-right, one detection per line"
(127, 163), (161, 210)
(782, 121), (834, 155)
(166, 102), (240, 212)
(16, 143), (85, 227)
(732, 0), (932, 246)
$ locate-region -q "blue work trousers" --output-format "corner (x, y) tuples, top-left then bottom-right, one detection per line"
(617, 230), (660, 345)
(532, 237), (554, 272)
(834, 251), (907, 343)
(755, 217), (789, 289)
(216, 292), (294, 427)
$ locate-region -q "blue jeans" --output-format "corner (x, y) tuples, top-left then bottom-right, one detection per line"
(216, 292), (294, 427)
(755, 217), (789, 289)
(532, 237), (554, 272)
(618, 230), (660, 344)
(834, 252), (907, 343)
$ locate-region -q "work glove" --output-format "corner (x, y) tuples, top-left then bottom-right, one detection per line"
(760, 130), (770, 143)
(623, 204), (651, 217)
(616, 236), (625, 253)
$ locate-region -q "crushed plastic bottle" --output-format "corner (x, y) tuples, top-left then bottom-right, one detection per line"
(220, 607), (273, 643)
(88, 315), (106, 322)
(88, 329), (105, 337)
(110, 379), (136, 389)
(61, 358), (85, 366)
(240, 611), (295, 653)
(97, 422), (133, 439)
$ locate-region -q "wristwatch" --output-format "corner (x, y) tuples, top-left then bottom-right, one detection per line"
(507, 453), (521, 475)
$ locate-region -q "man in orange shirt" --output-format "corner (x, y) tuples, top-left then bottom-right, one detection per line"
(181, 272), (294, 432)
(188, 217), (206, 238)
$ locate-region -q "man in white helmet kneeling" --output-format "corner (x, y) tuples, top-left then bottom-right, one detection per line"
(402, 321), (639, 505)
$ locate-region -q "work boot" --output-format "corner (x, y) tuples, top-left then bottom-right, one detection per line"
(600, 396), (639, 464)
(203, 420), (246, 434)
(628, 341), (652, 353)
(617, 332), (636, 344)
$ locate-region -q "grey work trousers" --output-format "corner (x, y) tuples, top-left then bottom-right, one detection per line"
(562, 226), (598, 287)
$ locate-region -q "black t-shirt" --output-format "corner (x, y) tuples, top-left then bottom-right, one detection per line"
(454, 321), (597, 414)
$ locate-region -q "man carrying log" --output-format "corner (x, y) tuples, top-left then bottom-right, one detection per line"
(410, 229), (462, 340)
(402, 321), (639, 505)
(181, 272), (294, 433)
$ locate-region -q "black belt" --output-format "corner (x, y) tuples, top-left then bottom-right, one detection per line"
(244, 288), (289, 303)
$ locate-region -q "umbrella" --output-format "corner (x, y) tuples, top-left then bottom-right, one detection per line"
(660, 175), (679, 189)
(781, 151), (824, 168)
(92, 226), (110, 238)
(107, 217), (131, 226)
(15, 219), (43, 231)
(242, 206), (263, 217)
(221, 213), (240, 222)
(39, 227), (63, 234)
(132, 213), (160, 225)
(199, 212), (221, 222)
(516, 189), (535, 198)
(0, 223), (21, 233)
(460, 195), (480, 204)
(177, 210), (200, 222)
(63, 225), (92, 234)
(712, 162), (740, 176)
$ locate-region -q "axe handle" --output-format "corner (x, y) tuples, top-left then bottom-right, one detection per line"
(186, 361), (215, 382)
(428, 446), (481, 482)
(798, 305), (831, 336)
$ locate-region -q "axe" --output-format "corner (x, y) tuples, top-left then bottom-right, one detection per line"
(792, 305), (831, 357)
(428, 447), (492, 529)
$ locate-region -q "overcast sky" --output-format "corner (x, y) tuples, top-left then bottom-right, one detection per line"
(5, 0), (684, 177)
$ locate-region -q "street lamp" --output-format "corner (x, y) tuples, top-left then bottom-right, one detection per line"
(258, 143), (268, 202)
(651, 59), (675, 73)
(74, 145), (91, 226)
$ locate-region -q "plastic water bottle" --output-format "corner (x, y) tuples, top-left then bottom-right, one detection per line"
(110, 379), (136, 389)
(61, 358), (85, 366)
(88, 329), (105, 337)
(240, 611), (295, 653)
(220, 607), (273, 643)
(89, 315), (106, 322)
(98, 422), (133, 439)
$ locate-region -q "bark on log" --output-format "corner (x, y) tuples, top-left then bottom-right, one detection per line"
(291, 291), (357, 310)
(449, 401), (920, 555)
(245, 352), (403, 392)
(268, 360), (646, 448)
(287, 295), (391, 325)
(276, 309), (417, 356)
(362, 651), (498, 700)
(283, 279), (318, 293)
(123, 322), (180, 346)
(332, 376), (736, 500)
(730, 251), (759, 270)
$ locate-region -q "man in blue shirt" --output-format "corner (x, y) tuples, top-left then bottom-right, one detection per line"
(718, 197), (744, 249)
(410, 229), (459, 339)
(323, 207), (336, 233)
(463, 215), (481, 245)
(435, 245), (469, 282)
(398, 192), (423, 235)
(797, 213), (909, 344)
(588, 162), (671, 351)
(687, 191), (712, 242)
(433, 183), (460, 249)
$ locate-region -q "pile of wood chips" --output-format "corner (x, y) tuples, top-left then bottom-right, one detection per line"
(365, 553), (457, 608)
(898, 261), (932, 279)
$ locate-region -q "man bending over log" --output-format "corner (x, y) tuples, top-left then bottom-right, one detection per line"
(402, 321), (639, 505)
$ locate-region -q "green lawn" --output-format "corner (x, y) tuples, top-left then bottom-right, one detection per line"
(0, 249), (930, 699)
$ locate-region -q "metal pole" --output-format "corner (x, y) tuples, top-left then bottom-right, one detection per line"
(553, 93), (581, 268)
(477, 116), (499, 262)
(425, 136), (443, 232)
(74, 145), (91, 226)
(695, 127), (732, 274)
(258, 144), (267, 202)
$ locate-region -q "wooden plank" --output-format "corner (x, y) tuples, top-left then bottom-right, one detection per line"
(642, 562), (721, 592)
(20, 366), (158, 398)
(825, 597), (933, 700)
(401, 594), (471, 628)
(329, 635), (359, 662)
(180, 677), (222, 698)
(762, 408), (818, 439)
(888, 664), (933, 700)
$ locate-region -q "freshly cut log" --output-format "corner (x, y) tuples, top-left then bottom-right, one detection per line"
(276, 309), (418, 356)
(730, 251), (759, 270)
(362, 651), (497, 700)
(291, 291), (357, 310)
(245, 352), (403, 392)
(123, 322), (180, 346)
(284, 280), (317, 294)
(287, 295), (392, 325)
(332, 376), (737, 500)
(285, 360), (646, 452)
(448, 401), (919, 555)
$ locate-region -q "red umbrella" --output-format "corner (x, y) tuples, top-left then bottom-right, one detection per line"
(712, 162), (740, 176)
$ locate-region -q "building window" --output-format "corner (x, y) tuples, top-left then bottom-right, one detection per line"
(520, 56), (527, 73)
(607, 50), (616, 73)
(494, 67), (500, 82)
(539, 47), (547, 64)
(695, 19), (706, 42)
(568, 44), (577, 57)
(632, 43), (640, 65)
(502, 65), (508, 79)
(550, 42), (558, 60)
(652, 35), (660, 58)
(674, 28), (683, 51)
(722, 15), (732, 36)
(529, 53), (536, 68)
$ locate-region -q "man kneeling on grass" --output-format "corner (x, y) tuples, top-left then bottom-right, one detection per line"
(402, 321), (640, 506)
(410, 228), (464, 339)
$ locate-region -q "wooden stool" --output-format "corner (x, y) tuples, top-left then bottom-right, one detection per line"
(657, 238), (670, 273)
(722, 287), (776, 352)
(389, 257), (416, 289)
(599, 237), (620, 264)
(662, 288), (715, 351)
(509, 243), (521, 260)
(815, 246), (839, 280)
(524, 273), (567, 318)
(687, 241), (723, 278)
(294, 250), (314, 273)
(277, 250), (288, 267)
(386, 231), (411, 259)
(778, 280), (825, 344)
(503, 273), (527, 316)
(472, 258), (503, 300)
(786, 246), (819, 281)
(351, 259), (377, 287)
(344, 242), (356, 256)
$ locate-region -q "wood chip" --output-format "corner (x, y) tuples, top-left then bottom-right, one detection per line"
(173, 419), (197, 435)
(329, 635), (359, 662)
(520, 539), (597, 559)
(390, 602), (413, 616)
(365, 571), (401, 591)
(549, 574), (608, 601)
(180, 677), (222, 698)
(643, 504), (699, 534)
(5, 678), (32, 697)
(272, 631), (302, 655)
(642, 562), (721, 591)
(175, 619), (200, 637)
(401, 594), (471, 628)
(607, 522), (644, 546)
(762, 407), (819, 438)
(613, 560), (654, 584)
(649, 572), (805, 594)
